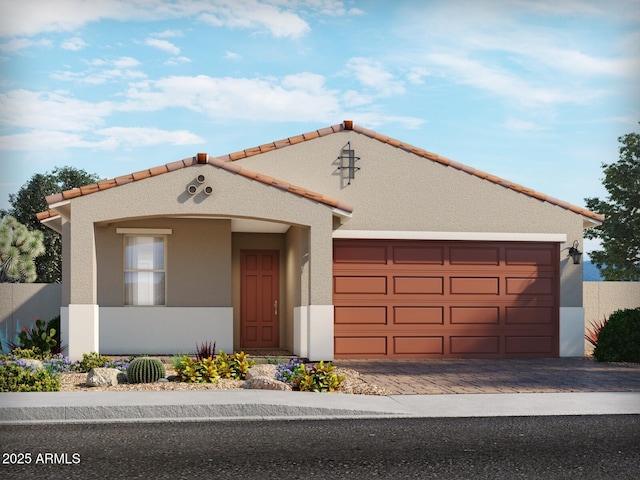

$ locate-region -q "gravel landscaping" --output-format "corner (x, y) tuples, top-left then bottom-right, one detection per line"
(59, 364), (391, 395)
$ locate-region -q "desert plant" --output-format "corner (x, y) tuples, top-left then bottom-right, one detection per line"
(275, 358), (306, 385)
(9, 318), (59, 356)
(126, 357), (166, 384)
(42, 354), (76, 374)
(4, 347), (42, 360)
(291, 361), (345, 392)
(171, 354), (188, 370)
(216, 350), (255, 380)
(104, 357), (129, 371)
(174, 355), (219, 383)
(0, 362), (60, 392)
(593, 308), (640, 363)
(585, 315), (608, 348)
(75, 351), (112, 372)
(0, 215), (45, 283)
(195, 341), (216, 361)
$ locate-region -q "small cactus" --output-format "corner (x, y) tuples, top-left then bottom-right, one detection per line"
(126, 357), (166, 384)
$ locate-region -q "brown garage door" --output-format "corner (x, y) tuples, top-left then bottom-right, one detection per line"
(333, 240), (559, 358)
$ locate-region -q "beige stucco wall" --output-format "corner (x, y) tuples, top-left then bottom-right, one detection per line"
(96, 218), (232, 307)
(234, 131), (587, 307)
(65, 163), (336, 307)
(0, 283), (62, 352)
(285, 225), (309, 352)
(584, 282), (640, 323)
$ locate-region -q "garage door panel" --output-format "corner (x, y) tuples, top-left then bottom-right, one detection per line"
(394, 337), (443, 354)
(450, 277), (499, 295)
(392, 246), (444, 264)
(334, 240), (559, 359)
(334, 245), (387, 264)
(506, 277), (553, 295)
(505, 336), (554, 354)
(506, 247), (553, 266)
(394, 276), (443, 294)
(450, 336), (500, 354)
(450, 307), (500, 324)
(335, 337), (387, 355)
(394, 306), (444, 324)
(506, 306), (553, 325)
(449, 247), (499, 265)
(334, 276), (387, 294)
(335, 306), (386, 325)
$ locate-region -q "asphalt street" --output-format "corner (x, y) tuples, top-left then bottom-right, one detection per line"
(2, 415), (639, 479)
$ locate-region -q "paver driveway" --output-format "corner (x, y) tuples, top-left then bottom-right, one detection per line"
(336, 358), (640, 395)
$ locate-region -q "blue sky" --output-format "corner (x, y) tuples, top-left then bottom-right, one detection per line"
(1, 0), (639, 257)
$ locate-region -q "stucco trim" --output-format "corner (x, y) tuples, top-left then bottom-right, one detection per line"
(116, 228), (173, 235)
(332, 230), (568, 242)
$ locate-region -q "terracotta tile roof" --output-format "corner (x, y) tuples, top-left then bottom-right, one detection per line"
(36, 210), (59, 222)
(42, 152), (354, 215)
(38, 121), (603, 224)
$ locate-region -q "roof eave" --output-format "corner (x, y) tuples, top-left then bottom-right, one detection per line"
(582, 216), (604, 229)
(41, 214), (63, 234)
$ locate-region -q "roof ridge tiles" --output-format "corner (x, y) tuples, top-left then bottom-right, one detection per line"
(37, 120), (602, 223)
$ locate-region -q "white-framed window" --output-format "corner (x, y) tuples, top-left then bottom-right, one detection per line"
(124, 235), (166, 306)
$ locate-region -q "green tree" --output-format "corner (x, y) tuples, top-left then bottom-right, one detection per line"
(584, 126), (640, 281)
(0, 215), (45, 283)
(2, 167), (100, 283)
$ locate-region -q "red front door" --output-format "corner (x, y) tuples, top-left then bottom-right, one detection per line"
(241, 250), (280, 348)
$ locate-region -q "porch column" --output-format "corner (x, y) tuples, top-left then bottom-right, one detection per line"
(306, 224), (334, 361)
(62, 217), (99, 361)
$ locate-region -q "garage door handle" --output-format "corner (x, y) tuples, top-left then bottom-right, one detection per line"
(274, 300), (278, 316)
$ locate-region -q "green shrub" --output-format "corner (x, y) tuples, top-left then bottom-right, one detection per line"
(75, 351), (111, 372)
(216, 350), (255, 380)
(127, 357), (166, 384)
(174, 355), (219, 383)
(291, 361), (345, 392)
(0, 363), (60, 392)
(4, 347), (43, 360)
(593, 308), (640, 363)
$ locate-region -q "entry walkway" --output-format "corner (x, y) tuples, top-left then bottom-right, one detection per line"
(336, 358), (640, 395)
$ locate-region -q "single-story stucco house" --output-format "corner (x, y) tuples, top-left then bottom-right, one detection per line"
(37, 121), (604, 361)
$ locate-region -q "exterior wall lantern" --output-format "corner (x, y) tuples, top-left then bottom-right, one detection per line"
(337, 142), (360, 185)
(568, 240), (583, 264)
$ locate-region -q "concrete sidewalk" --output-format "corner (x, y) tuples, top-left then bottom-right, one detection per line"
(1, 390), (639, 424)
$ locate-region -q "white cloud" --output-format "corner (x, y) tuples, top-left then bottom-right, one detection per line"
(0, 0), (312, 39)
(61, 37), (87, 51)
(94, 127), (205, 148)
(152, 29), (183, 38)
(164, 56), (191, 66)
(0, 89), (112, 131)
(345, 57), (405, 97)
(119, 74), (341, 122)
(0, 130), (109, 151)
(406, 67), (430, 85)
(0, 127), (204, 151)
(426, 53), (605, 107)
(198, 1), (310, 38)
(145, 38), (180, 55)
(51, 56), (145, 84)
(113, 57), (140, 68)
(0, 38), (51, 52)
(224, 51), (241, 60)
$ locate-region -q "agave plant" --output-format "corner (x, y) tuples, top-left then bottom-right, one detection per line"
(585, 315), (608, 348)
